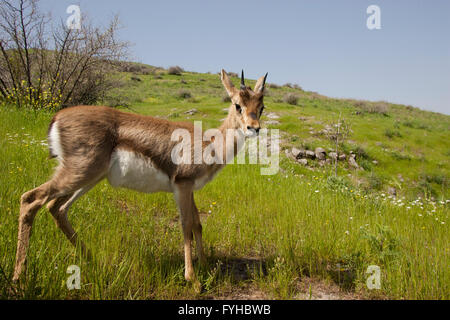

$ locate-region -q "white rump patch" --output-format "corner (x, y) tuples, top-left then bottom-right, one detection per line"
(48, 121), (63, 160)
(107, 149), (172, 193)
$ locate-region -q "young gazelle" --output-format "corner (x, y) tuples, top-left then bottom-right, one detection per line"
(13, 69), (268, 284)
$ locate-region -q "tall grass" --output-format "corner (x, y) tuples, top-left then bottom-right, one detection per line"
(0, 106), (448, 299)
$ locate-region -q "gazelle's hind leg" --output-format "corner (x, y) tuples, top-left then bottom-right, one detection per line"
(13, 180), (61, 281)
(12, 167), (103, 282)
(47, 181), (100, 260)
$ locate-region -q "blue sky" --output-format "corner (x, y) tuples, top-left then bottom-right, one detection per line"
(40, 0), (450, 115)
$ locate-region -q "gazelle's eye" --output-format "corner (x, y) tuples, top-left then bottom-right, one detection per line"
(260, 105), (265, 116)
(235, 104), (242, 113)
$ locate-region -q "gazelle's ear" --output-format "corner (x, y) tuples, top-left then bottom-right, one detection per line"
(221, 69), (237, 97)
(254, 73), (268, 93)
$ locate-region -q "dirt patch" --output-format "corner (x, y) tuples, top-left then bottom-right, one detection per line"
(213, 283), (269, 300)
(218, 258), (267, 282)
(294, 276), (362, 300)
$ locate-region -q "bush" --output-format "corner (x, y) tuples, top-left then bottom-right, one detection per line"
(168, 66), (184, 75)
(390, 151), (411, 161)
(283, 93), (298, 105)
(354, 146), (370, 160)
(0, 2), (128, 110)
(403, 120), (430, 131)
(177, 89), (192, 99)
(366, 174), (383, 190)
(385, 128), (402, 139)
(118, 63), (154, 75)
(420, 173), (447, 186)
(359, 159), (373, 171)
(326, 176), (352, 191)
(267, 83), (280, 89)
(221, 94), (231, 103)
(353, 100), (389, 115)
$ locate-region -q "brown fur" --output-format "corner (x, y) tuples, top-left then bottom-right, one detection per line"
(12, 70), (267, 285)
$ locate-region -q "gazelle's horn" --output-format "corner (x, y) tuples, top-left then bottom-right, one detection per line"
(260, 72), (268, 92)
(240, 70), (246, 90)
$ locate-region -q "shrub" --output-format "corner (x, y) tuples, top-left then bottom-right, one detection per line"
(222, 94), (231, 103)
(359, 159), (373, 171)
(168, 66), (184, 75)
(0, 2), (128, 110)
(283, 93), (298, 105)
(371, 102), (389, 115)
(390, 151), (411, 161)
(267, 83), (280, 89)
(354, 146), (370, 160)
(420, 173), (447, 186)
(403, 120), (430, 131)
(353, 100), (389, 115)
(177, 89), (192, 99)
(366, 174), (383, 190)
(326, 176), (352, 192)
(384, 128), (402, 139)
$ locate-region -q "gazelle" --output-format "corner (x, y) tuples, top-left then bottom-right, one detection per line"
(13, 69), (268, 284)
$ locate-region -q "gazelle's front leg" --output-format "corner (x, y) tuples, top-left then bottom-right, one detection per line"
(191, 193), (206, 265)
(173, 183), (196, 282)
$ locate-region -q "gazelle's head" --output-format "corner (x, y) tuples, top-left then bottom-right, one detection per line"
(221, 69), (268, 137)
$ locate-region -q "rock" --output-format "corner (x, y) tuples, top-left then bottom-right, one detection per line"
(325, 159), (332, 165)
(372, 160), (378, 165)
(266, 112), (280, 119)
(315, 147), (326, 160)
(329, 152), (338, 160)
(388, 187), (397, 196)
(318, 160), (326, 167)
(291, 147), (305, 159)
(305, 150), (316, 160)
(338, 154), (346, 161)
(265, 120), (280, 125)
(348, 157), (359, 169)
(297, 158), (308, 165)
(184, 108), (198, 115)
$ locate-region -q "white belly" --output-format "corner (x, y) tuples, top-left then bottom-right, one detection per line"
(107, 149), (172, 193)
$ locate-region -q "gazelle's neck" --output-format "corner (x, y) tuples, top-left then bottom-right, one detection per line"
(215, 105), (246, 164)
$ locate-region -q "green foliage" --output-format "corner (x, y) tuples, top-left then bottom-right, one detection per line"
(283, 93), (298, 105)
(177, 89), (192, 99)
(0, 65), (449, 300)
(360, 225), (401, 264)
(385, 128), (402, 139)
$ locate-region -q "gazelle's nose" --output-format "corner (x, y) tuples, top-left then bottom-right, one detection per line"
(247, 126), (260, 134)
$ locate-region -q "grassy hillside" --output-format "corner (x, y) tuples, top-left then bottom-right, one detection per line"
(0, 66), (448, 299)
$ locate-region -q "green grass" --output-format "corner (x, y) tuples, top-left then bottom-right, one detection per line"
(0, 68), (449, 299)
